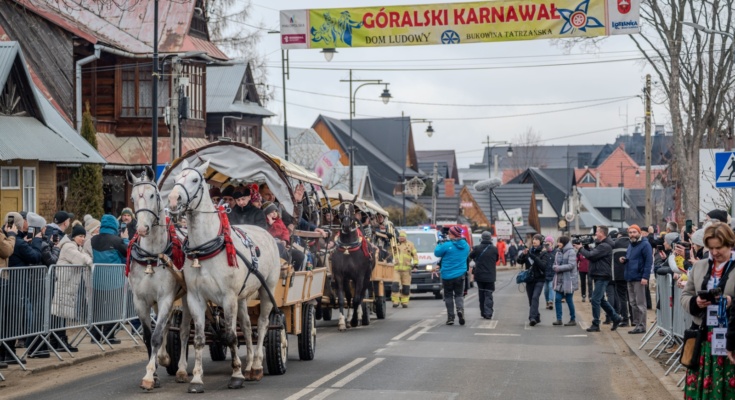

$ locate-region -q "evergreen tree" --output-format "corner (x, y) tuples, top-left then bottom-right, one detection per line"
(67, 103), (104, 218)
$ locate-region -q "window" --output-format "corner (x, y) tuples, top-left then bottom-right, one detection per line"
(580, 173), (596, 184)
(22, 167), (36, 213)
(181, 63), (204, 120)
(611, 208), (623, 221)
(536, 198), (543, 214)
(121, 63), (170, 118)
(1, 167), (19, 189)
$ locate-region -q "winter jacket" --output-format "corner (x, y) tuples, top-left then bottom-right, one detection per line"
(624, 238), (653, 282)
(228, 204), (267, 229)
(517, 245), (551, 283)
(267, 218), (291, 243)
(496, 240), (507, 259)
(53, 236), (93, 319)
(611, 236), (630, 282)
(508, 243), (519, 260)
(434, 238), (470, 281)
(552, 243), (579, 294)
(577, 253), (589, 273)
(91, 215), (127, 290)
(44, 223), (66, 242)
(9, 234), (43, 267)
(545, 247), (558, 281)
(469, 240), (498, 283)
(0, 229), (16, 272)
(579, 237), (614, 280)
(41, 239), (60, 267)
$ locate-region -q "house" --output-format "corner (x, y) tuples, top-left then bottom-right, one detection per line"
(613, 125), (673, 166)
(465, 184), (539, 240)
(506, 167), (577, 237)
(416, 150), (460, 183)
(414, 179), (462, 224)
(206, 62), (274, 145)
(0, 0), (230, 214)
(312, 115), (421, 208)
(0, 42), (105, 218)
(577, 187), (644, 230)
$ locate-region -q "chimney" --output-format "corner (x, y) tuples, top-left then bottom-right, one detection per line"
(444, 178), (455, 197)
(595, 171), (600, 188)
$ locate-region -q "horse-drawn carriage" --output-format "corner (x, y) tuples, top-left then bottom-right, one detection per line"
(317, 190), (395, 327)
(153, 142), (328, 390)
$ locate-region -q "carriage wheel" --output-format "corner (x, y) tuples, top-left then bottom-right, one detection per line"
(374, 296), (386, 320)
(266, 312), (288, 375)
(297, 304), (316, 361)
(165, 310), (182, 376)
(209, 342), (227, 361)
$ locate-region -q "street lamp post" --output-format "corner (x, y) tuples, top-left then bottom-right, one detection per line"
(404, 118), (434, 225)
(340, 70), (391, 194)
(482, 137), (513, 232)
(682, 22), (735, 219)
(619, 162), (641, 229)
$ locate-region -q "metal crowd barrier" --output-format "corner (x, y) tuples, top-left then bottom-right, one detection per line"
(0, 263), (134, 378)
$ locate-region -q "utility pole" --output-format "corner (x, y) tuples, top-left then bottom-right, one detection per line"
(644, 74), (652, 226)
(431, 162), (438, 225)
(151, 0), (159, 174)
(281, 49), (289, 161)
(169, 57), (182, 163)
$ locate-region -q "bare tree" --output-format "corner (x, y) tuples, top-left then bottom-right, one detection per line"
(508, 127), (545, 171)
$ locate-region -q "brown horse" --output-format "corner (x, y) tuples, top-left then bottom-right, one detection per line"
(329, 196), (376, 331)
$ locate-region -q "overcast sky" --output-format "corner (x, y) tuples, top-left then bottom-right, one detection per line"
(248, 0), (668, 168)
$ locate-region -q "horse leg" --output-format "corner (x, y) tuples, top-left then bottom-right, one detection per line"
(237, 298), (255, 380)
(176, 298), (191, 383)
(351, 278), (364, 328)
(136, 298), (158, 391)
(155, 297), (174, 368)
(144, 296), (173, 390)
(224, 296), (245, 389)
(251, 285), (274, 381)
(336, 276), (347, 331)
(361, 272), (372, 326)
(186, 292), (207, 393)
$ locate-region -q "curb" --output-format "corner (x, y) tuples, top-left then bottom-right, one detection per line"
(29, 344), (144, 374)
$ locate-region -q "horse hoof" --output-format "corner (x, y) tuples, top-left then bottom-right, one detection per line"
(176, 371), (189, 383)
(228, 377), (245, 389)
(154, 377), (161, 389)
(338, 325), (346, 332)
(140, 379), (155, 391)
(188, 383), (205, 393)
(350, 319), (359, 328)
(249, 368), (264, 382)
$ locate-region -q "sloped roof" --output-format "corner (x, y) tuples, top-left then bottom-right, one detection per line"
(468, 184), (536, 233)
(507, 168), (572, 215)
(206, 64), (273, 115)
(416, 150), (459, 181)
(577, 190), (619, 229)
(579, 187), (629, 209)
(14, 0), (228, 59)
(347, 117), (412, 169)
(418, 161), (448, 180)
(481, 144), (609, 169)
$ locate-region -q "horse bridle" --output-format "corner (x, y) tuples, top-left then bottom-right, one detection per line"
(173, 167), (205, 213)
(131, 180), (163, 226)
(339, 203), (359, 235)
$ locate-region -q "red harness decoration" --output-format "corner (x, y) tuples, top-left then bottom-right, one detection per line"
(167, 217), (185, 270)
(125, 233), (139, 277)
(219, 205), (238, 267)
(338, 229), (371, 258)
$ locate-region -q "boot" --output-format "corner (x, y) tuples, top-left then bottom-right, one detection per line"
(565, 320), (577, 326)
(457, 309), (465, 326)
(582, 295), (586, 302)
(552, 320), (563, 326)
(586, 324), (601, 332)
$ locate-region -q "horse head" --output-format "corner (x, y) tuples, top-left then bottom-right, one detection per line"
(127, 166), (160, 237)
(337, 194), (360, 236)
(168, 159), (211, 215)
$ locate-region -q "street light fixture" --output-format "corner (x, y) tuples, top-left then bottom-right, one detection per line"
(321, 48), (337, 62)
(340, 69), (392, 193)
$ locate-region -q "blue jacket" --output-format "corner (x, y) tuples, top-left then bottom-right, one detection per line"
(91, 215), (127, 290)
(434, 238), (470, 280)
(9, 235), (43, 267)
(624, 238), (653, 282)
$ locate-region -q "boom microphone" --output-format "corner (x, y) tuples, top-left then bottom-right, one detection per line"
(473, 178), (502, 192)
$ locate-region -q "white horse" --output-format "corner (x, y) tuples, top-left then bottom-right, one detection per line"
(167, 159), (280, 393)
(127, 168), (190, 390)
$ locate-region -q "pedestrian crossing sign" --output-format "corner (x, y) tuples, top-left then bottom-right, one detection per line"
(715, 152), (735, 188)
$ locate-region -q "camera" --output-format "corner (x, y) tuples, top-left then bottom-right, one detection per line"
(572, 234), (594, 246)
(51, 234), (59, 244)
(119, 221), (127, 234)
(698, 287), (722, 303)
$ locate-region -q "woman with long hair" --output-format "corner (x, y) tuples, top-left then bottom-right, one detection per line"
(552, 236), (578, 326)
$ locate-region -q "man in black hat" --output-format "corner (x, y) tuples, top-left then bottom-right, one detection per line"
(46, 211), (74, 241)
(221, 186), (236, 209)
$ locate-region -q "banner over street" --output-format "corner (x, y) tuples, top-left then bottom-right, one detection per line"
(280, 0), (640, 49)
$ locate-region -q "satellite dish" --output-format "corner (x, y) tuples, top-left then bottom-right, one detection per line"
(565, 212), (575, 222)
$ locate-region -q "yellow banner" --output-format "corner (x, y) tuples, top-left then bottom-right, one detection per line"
(280, 0), (640, 49)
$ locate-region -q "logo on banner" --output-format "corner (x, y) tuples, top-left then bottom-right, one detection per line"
(558, 0), (604, 34)
(617, 0), (631, 14)
(311, 11), (363, 47)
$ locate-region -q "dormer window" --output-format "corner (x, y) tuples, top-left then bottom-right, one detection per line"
(580, 172), (596, 184)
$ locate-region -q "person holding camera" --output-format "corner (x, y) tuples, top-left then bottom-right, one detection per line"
(517, 234), (552, 326)
(552, 236), (578, 326)
(469, 231), (498, 319)
(573, 226), (624, 332)
(434, 226), (470, 325)
(682, 222), (735, 397)
(618, 225), (653, 334)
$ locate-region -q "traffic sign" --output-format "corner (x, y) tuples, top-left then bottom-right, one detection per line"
(715, 152), (735, 188)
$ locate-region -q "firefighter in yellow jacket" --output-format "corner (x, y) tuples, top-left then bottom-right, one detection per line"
(392, 231), (418, 308)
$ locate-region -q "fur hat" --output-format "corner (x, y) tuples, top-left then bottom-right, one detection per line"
(4, 212), (23, 231)
(233, 187), (251, 199)
(84, 214), (101, 233)
(221, 186), (235, 198)
(71, 224), (86, 239)
(26, 212), (46, 229)
(481, 231), (492, 241)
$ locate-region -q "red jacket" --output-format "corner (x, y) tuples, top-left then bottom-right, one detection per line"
(577, 253), (589, 273)
(268, 218), (291, 243)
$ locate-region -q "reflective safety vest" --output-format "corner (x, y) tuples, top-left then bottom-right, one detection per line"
(395, 240), (417, 271)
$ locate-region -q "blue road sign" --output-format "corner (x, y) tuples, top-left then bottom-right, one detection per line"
(715, 152), (735, 188)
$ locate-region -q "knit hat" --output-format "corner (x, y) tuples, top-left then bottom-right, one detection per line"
(221, 186), (235, 198)
(250, 190), (262, 203)
(707, 209), (729, 223)
(4, 212), (23, 231)
(262, 201), (279, 216)
(53, 211), (74, 224)
(544, 235), (554, 244)
(71, 224), (86, 239)
(481, 231), (492, 241)
(26, 212), (46, 229)
(664, 232), (680, 246)
(691, 229), (705, 247)
(120, 208), (133, 218)
(448, 226), (462, 237)
(628, 224), (641, 234)
(84, 214), (101, 233)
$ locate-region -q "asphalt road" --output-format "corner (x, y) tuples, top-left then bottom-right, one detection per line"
(12, 270), (674, 399)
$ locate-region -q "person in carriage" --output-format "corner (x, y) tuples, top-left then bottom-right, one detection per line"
(373, 213), (396, 262)
(227, 186), (267, 229)
(355, 208), (373, 241)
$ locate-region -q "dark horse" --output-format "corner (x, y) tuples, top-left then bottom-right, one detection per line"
(329, 196), (376, 331)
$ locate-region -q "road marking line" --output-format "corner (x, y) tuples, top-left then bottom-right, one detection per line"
(391, 325), (421, 341)
(391, 318), (436, 341)
(407, 325), (433, 341)
(285, 358), (365, 400)
(373, 348), (385, 354)
(309, 389), (338, 400)
(474, 333), (520, 336)
(563, 334), (588, 337)
(331, 358), (385, 388)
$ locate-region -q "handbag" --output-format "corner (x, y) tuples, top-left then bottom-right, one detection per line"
(516, 269), (534, 285)
(679, 325), (705, 369)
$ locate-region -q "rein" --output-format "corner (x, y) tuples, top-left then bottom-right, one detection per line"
(125, 217), (184, 276)
(181, 205), (237, 267)
(173, 167), (205, 213)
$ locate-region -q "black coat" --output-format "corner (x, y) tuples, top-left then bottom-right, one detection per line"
(517, 245), (551, 283)
(612, 236), (630, 282)
(9, 235), (42, 267)
(228, 204), (267, 229)
(579, 237), (614, 280)
(469, 240), (498, 283)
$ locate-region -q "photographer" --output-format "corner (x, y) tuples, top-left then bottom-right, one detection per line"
(573, 226), (623, 332)
(517, 234), (551, 326)
(682, 223), (735, 396)
(434, 226), (470, 326)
